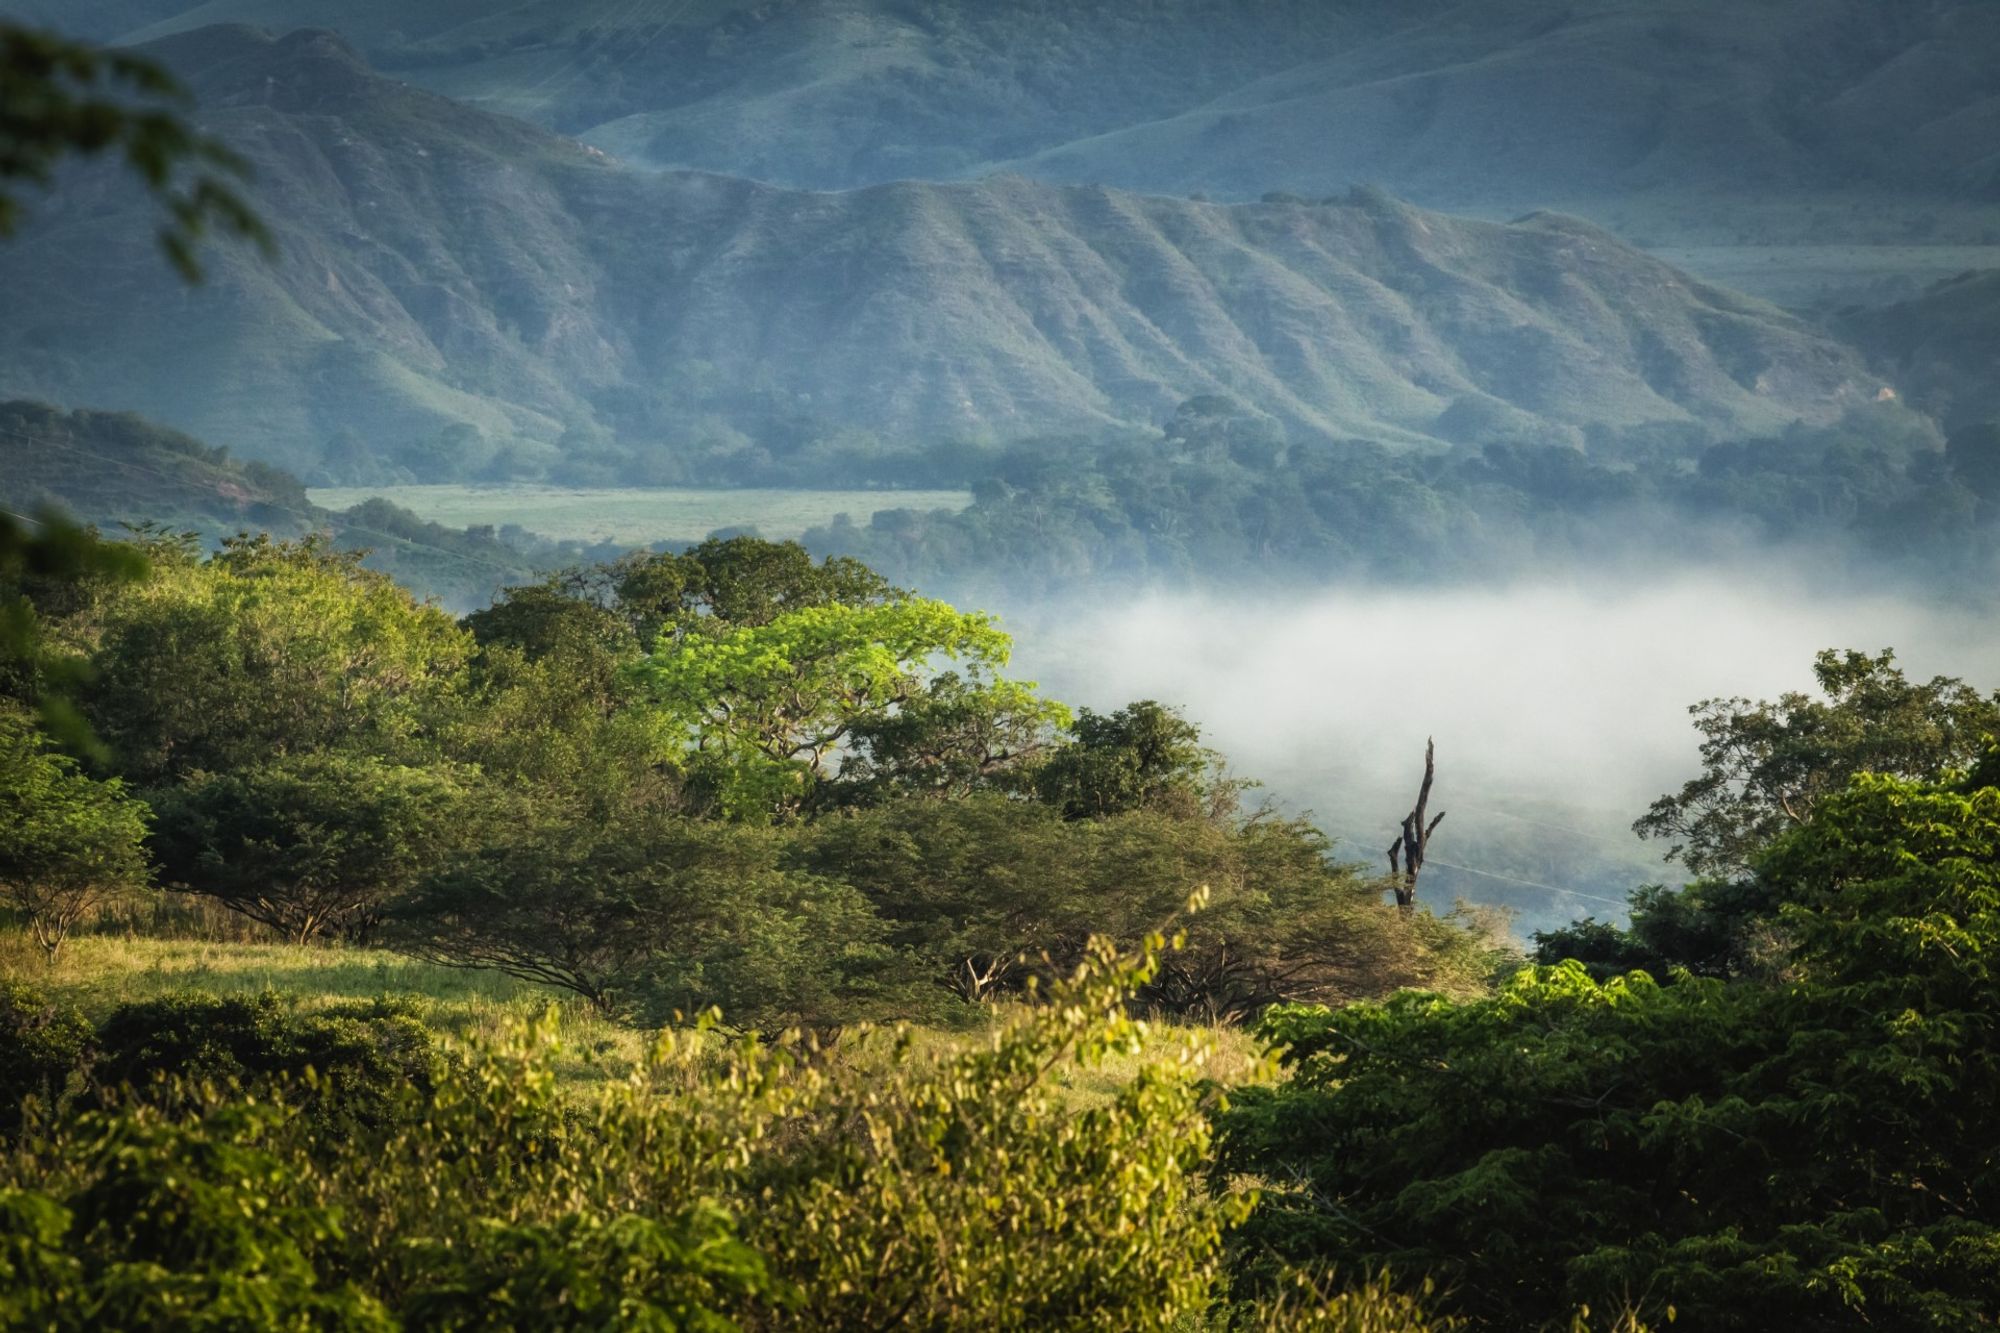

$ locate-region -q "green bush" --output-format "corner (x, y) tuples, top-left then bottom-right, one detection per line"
(3, 936), (1443, 1330)
(86, 992), (451, 1139)
(1218, 772), (2000, 1331)
(0, 982), (90, 1136)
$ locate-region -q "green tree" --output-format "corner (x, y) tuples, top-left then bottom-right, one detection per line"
(1034, 699), (1225, 820)
(1531, 875), (1785, 980)
(1224, 766), (2000, 1331)
(801, 795), (1498, 1016)
(79, 535), (471, 784)
(835, 669), (1070, 803)
(1, 22), (267, 280)
(1635, 648), (2000, 876)
(640, 597), (1034, 819)
(392, 806), (902, 1029)
(0, 711), (150, 960)
(148, 753), (475, 944)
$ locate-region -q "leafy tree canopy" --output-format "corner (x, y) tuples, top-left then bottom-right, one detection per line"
(641, 596), (1050, 820)
(1635, 648), (2000, 877)
(148, 752), (477, 945)
(0, 709), (150, 960)
(78, 534), (470, 784)
(1224, 765), (2000, 1331)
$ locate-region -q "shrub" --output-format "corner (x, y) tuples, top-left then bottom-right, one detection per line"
(0, 982), (90, 1136)
(86, 992), (451, 1139)
(1, 933), (1445, 1329)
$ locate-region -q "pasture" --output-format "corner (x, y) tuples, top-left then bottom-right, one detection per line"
(309, 483), (973, 546)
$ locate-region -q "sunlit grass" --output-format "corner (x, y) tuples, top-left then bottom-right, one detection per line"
(3, 929), (651, 1088)
(5, 927), (1273, 1105)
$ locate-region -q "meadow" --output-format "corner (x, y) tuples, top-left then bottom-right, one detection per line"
(0, 920), (1266, 1117)
(308, 484), (972, 546)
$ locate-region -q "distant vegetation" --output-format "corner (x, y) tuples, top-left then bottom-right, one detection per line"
(305, 483), (972, 547)
(808, 397), (2000, 595)
(0, 400), (603, 607)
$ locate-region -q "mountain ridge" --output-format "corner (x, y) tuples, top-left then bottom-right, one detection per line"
(0, 24), (1879, 484)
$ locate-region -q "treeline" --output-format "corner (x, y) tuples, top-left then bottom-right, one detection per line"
(804, 398), (2000, 594)
(0, 526), (1499, 1031)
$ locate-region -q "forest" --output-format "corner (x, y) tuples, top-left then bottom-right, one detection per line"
(5, 5), (2000, 1329)
(5, 514), (2000, 1329)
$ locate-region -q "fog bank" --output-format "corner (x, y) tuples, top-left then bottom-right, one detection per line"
(1002, 573), (2000, 934)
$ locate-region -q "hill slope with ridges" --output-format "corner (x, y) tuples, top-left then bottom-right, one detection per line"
(0, 26), (1874, 482)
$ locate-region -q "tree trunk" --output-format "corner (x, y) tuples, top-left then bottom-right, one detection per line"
(1386, 739), (1446, 912)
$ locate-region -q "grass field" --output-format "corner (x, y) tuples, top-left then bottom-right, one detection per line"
(5, 925), (1264, 1105)
(308, 484), (973, 546)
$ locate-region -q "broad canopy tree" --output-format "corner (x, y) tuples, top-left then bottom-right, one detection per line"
(641, 596), (1066, 820)
(148, 752), (475, 945)
(1635, 648), (2000, 877)
(0, 709), (150, 959)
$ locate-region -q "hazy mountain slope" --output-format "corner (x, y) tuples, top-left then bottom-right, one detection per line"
(0, 26), (1873, 483)
(1, 0), (192, 38)
(1014, 1), (2000, 209)
(62, 0), (1999, 217)
(1839, 270), (2000, 429)
(99, 0), (1439, 182)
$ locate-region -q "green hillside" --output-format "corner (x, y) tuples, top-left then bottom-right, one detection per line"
(0, 400), (568, 606)
(0, 26), (1877, 486)
(1838, 269), (2000, 429)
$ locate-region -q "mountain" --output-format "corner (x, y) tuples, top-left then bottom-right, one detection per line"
(1837, 270), (2000, 430)
(0, 26), (1876, 485)
(39, 0), (1997, 222)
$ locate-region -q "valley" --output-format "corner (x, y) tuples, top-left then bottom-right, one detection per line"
(4, 4), (2000, 1326)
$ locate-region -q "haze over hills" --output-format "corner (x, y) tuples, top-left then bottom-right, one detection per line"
(0, 24), (1878, 485)
(1839, 270), (2000, 431)
(23, 0), (1995, 269)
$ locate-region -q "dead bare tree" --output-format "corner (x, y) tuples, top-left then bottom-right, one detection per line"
(1386, 738), (1445, 911)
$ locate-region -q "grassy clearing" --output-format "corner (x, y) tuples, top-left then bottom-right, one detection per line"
(4, 927), (1268, 1106)
(308, 484), (973, 546)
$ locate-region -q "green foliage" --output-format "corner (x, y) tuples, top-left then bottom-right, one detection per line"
(0, 983), (90, 1137)
(835, 669), (1066, 802)
(85, 992), (451, 1141)
(802, 796), (1501, 1017)
(1222, 768), (2000, 1331)
(1635, 648), (2000, 876)
(1530, 877), (1784, 980)
(1035, 699), (1220, 820)
(641, 596), (1041, 819)
(392, 806), (903, 1029)
(0, 1109), (391, 1331)
(0, 21), (267, 280)
(148, 753), (477, 944)
(0, 710), (151, 960)
(811, 408), (1998, 595)
(78, 535), (471, 785)
(0, 933), (1434, 1328)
